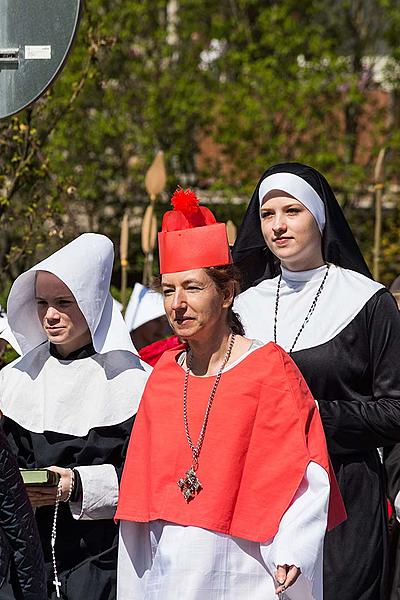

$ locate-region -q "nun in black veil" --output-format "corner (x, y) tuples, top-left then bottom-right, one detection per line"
(232, 162), (400, 600)
(384, 274), (400, 600)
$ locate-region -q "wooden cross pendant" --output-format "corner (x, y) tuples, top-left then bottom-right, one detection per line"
(177, 466), (202, 502)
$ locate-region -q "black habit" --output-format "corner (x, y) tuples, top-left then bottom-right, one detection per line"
(232, 162), (400, 600)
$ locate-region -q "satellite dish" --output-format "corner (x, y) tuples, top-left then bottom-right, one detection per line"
(0, 0), (82, 119)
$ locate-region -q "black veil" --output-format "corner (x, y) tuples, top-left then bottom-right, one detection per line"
(232, 163), (372, 290)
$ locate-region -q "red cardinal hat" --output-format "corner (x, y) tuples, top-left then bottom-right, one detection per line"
(158, 187), (232, 274)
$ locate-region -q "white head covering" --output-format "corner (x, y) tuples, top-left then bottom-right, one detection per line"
(113, 297), (123, 312)
(124, 283), (165, 332)
(258, 172), (326, 233)
(7, 233), (136, 356)
(0, 312), (21, 354)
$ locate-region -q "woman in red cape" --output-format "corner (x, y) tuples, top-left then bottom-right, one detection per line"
(116, 189), (346, 600)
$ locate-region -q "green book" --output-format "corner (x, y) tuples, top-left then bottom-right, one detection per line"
(20, 468), (60, 486)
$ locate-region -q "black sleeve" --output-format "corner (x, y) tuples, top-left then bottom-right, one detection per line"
(69, 469), (82, 503)
(318, 291), (400, 454)
(0, 431), (47, 599)
(69, 411), (134, 501)
(114, 414), (136, 481)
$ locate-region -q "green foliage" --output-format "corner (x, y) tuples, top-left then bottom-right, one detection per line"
(1, 346), (18, 366)
(0, 0), (399, 291)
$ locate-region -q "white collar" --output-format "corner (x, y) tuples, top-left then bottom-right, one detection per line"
(234, 266), (383, 351)
(280, 264), (328, 284)
(0, 343), (151, 436)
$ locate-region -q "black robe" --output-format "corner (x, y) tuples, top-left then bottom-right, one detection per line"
(0, 343), (148, 600)
(235, 280), (400, 600)
(291, 289), (400, 600)
(384, 441), (400, 599)
(232, 162), (400, 600)
(0, 429), (46, 599)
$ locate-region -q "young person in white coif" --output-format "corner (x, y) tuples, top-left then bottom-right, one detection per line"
(0, 233), (151, 599)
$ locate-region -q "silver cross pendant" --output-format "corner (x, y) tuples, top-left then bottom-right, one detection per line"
(53, 578), (61, 598)
(177, 466), (202, 502)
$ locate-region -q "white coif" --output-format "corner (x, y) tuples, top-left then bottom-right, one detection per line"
(7, 233), (136, 355)
(258, 172), (326, 233)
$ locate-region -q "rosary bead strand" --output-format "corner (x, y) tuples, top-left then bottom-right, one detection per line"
(51, 481), (63, 598)
(274, 264), (330, 355)
(64, 468), (75, 502)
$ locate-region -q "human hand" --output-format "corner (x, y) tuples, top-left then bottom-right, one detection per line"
(275, 564), (301, 595)
(26, 466), (73, 507)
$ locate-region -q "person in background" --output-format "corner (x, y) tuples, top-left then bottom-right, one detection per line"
(124, 282), (170, 350)
(0, 426), (46, 599)
(115, 188), (346, 600)
(384, 273), (400, 599)
(0, 233), (151, 599)
(389, 275), (400, 309)
(0, 321), (45, 600)
(232, 162), (400, 600)
(0, 310), (21, 369)
(125, 282), (180, 366)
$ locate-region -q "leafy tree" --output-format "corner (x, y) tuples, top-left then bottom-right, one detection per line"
(0, 0), (217, 287)
(0, 0), (399, 291)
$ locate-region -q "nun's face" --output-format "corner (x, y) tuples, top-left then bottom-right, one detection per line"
(35, 271), (91, 356)
(260, 192), (323, 271)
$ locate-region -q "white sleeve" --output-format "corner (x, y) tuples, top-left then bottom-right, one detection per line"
(260, 462), (329, 598)
(117, 521), (153, 599)
(69, 464), (119, 520)
(393, 490), (400, 522)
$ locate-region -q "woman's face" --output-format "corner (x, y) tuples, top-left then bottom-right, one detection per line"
(35, 271), (91, 355)
(260, 191), (323, 271)
(161, 269), (231, 342)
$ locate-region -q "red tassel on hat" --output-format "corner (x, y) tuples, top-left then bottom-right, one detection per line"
(162, 187), (216, 231)
(171, 187), (200, 214)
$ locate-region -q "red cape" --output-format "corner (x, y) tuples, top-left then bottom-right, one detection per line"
(138, 335), (182, 367)
(116, 342), (346, 542)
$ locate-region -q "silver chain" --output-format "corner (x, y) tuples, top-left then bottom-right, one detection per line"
(183, 333), (236, 467)
(51, 482), (63, 598)
(274, 264), (330, 355)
